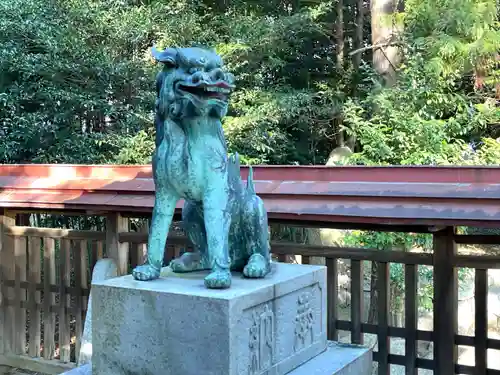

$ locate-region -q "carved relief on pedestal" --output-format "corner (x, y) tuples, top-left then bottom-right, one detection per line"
(294, 291), (314, 352)
(249, 304), (274, 374)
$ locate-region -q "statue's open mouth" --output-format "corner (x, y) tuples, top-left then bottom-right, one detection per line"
(177, 82), (233, 101)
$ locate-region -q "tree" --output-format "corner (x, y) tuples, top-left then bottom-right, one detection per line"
(370, 0), (404, 86)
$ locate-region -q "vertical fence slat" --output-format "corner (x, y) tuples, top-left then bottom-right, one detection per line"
(0, 215), (5, 355)
(130, 243), (139, 269)
(90, 240), (103, 275)
(28, 236), (42, 357)
(351, 260), (363, 344)
(81, 240), (89, 312)
(43, 237), (56, 359)
(59, 239), (71, 362)
(0, 211), (15, 354)
(377, 262), (390, 375)
(475, 268), (487, 374)
(277, 254), (288, 263)
(165, 245), (176, 265)
(89, 240), (97, 275)
(326, 257), (338, 341)
(97, 240), (104, 260)
(138, 223), (149, 266)
(74, 240), (87, 362)
(14, 236), (27, 354)
(106, 213), (129, 276)
(404, 264), (418, 375)
(174, 244), (183, 259)
(433, 227), (458, 375)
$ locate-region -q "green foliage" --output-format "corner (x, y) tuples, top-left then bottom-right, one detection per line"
(0, 0), (157, 163)
(343, 231), (433, 251)
(116, 130), (155, 165)
(343, 0), (499, 166)
(344, 50), (499, 165)
(1, 0), (496, 166)
(405, 0), (499, 78)
(0, 0), (346, 165)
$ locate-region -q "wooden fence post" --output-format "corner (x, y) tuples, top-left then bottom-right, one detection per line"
(106, 213), (129, 276)
(350, 260), (364, 344)
(475, 268), (488, 374)
(433, 227), (458, 375)
(326, 257), (338, 341)
(377, 262), (390, 375)
(404, 263), (418, 375)
(0, 210), (15, 354)
(43, 237), (56, 360)
(13, 236), (27, 355)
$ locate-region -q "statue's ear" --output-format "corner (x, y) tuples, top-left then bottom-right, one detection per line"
(190, 42), (206, 49)
(151, 46), (177, 66)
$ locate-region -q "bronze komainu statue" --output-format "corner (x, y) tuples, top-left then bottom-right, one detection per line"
(132, 46), (271, 289)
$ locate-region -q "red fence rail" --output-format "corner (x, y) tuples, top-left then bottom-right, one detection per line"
(0, 164), (500, 226)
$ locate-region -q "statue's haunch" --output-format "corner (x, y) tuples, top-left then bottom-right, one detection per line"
(132, 46), (271, 289)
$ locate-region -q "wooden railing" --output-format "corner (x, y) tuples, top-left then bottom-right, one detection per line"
(1, 211), (500, 375)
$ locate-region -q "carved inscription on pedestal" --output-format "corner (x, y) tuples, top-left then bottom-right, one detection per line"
(294, 291), (314, 352)
(249, 304), (274, 374)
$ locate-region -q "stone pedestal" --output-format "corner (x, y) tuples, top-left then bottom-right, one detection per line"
(92, 263), (327, 375)
(61, 262), (372, 375)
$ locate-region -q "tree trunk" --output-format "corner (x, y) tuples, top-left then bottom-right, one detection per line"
(347, 0), (365, 151)
(352, 0), (365, 74)
(334, 0), (347, 149)
(306, 146), (353, 265)
(335, 0), (344, 71)
(371, 0), (404, 86)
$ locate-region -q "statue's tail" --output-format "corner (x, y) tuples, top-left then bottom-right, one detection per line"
(228, 153), (256, 195)
(228, 152), (241, 186)
(246, 165), (256, 195)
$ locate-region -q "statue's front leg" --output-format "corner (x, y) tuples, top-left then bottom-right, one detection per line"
(202, 191), (232, 289)
(133, 188), (179, 281)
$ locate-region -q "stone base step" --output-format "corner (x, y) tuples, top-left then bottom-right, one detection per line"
(60, 341), (372, 375)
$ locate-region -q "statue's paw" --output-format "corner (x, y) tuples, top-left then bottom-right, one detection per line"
(170, 257), (191, 273)
(204, 270), (232, 289)
(243, 254), (270, 279)
(132, 264), (161, 281)
(170, 252), (206, 273)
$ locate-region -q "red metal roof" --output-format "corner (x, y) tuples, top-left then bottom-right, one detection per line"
(0, 164), (499, 227)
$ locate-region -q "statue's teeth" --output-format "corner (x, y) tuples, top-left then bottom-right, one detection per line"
(204, 86), (230, 94)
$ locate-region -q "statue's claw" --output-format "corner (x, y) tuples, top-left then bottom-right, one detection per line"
(204, 269), (232, 289)
(243, 254), (270, 279)
(132, 264), (161, 281)
(170, 252), (207, 273)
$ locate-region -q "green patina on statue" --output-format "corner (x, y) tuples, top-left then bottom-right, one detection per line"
(132, 46), (271, 289)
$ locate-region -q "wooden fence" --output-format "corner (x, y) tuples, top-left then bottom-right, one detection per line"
(1, 212), (500, 375)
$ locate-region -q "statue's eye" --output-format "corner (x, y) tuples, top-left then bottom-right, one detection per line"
(163, 59), (177, 69)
